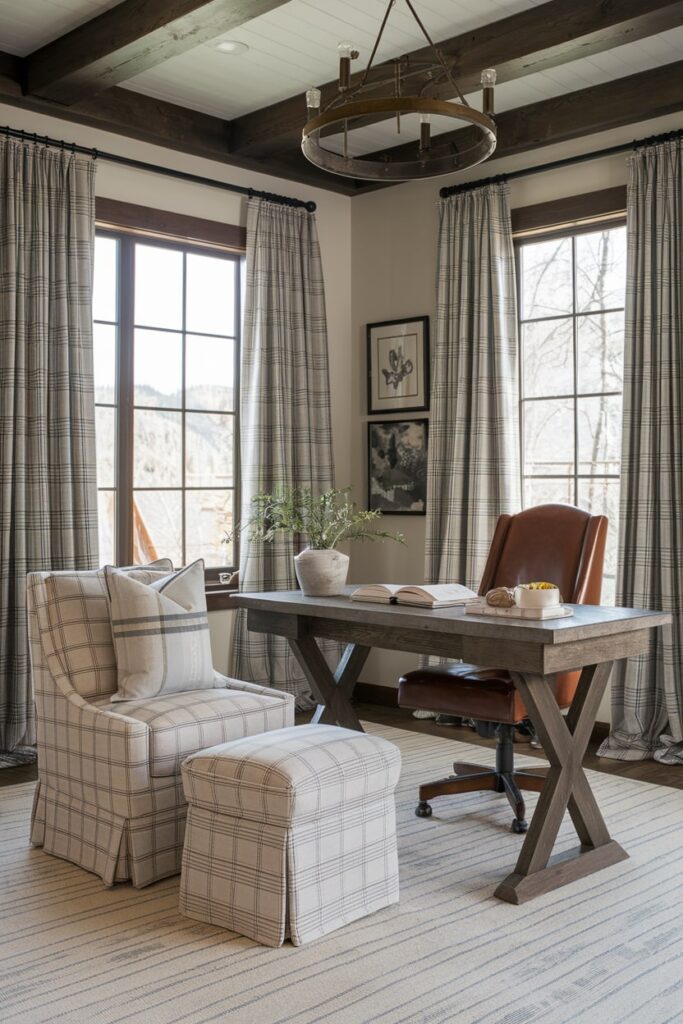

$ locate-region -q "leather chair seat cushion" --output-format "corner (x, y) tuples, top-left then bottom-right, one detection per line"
(399, 664), (527, 724)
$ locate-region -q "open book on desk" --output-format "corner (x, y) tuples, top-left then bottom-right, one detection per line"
(349, 583), (477, 609)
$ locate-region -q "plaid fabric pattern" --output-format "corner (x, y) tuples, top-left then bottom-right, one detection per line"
(43, 561), (172, 698)
(598, 138), (683, 765)
(92, 686), (297, 777)
(0, 138), (98, 751)
(106, 560), (214, 701)
(231, 199), (338, 708)
(425, 185), (520, 595)
(179, 806), (289, 946)
(28, 570), (295, 887)
(180, 724), (401, 947)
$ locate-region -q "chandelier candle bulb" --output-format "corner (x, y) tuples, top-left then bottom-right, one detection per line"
(419, 113), (431, 151)
(306, 88), (321, 116)
(337, 41), (357, 91)
(481, 67), (497, 116)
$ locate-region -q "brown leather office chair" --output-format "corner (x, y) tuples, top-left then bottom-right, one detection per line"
(398, 504), (607, 834)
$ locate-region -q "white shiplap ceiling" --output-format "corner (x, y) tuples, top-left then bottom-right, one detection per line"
(0, 0), (120, 56)
(1, 0), (683, 157)
(123, 0), (548, 120)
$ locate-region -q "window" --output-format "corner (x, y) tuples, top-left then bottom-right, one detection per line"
(93, 232), (241, 578)
(516, 223), (627, 604)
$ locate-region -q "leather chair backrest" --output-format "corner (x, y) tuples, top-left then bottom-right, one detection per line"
(478, 504), (607, 709)
(478, 504), (607, 604)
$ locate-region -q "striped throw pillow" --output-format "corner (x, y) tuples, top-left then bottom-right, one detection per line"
(105, 559), (216, 701)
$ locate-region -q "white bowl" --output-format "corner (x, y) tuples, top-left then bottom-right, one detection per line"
(514, 586), (560, 609)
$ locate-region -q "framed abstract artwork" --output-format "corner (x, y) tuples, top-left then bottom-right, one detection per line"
(367, 419), (428, 515)
(366, 316), (429, 414)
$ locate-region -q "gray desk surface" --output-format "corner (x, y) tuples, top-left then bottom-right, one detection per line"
(230, 587), (670, 646)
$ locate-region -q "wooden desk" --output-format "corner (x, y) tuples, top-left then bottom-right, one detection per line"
(231, 589), (669, 904)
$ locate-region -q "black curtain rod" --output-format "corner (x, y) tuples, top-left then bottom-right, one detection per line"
(439, 127), (683, 198)
(1, 124), (317, 212)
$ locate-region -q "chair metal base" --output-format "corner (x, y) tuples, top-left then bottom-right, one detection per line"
(414, 724), (549, 833)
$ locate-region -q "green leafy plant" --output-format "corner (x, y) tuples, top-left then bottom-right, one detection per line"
(228, 487), (404, 550)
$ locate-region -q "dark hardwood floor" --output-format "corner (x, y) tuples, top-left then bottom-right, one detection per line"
(2, 703), (681, 790)
(354, 702), (683, 791)
(0, 761), (38, 788)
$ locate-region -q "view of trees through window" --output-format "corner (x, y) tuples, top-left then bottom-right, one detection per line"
(93, 233), (240, 573)
(517, 223), (627, 604)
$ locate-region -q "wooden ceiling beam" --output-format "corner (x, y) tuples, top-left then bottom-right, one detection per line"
(0, 53), (356, 196)
(4, 53), (683, 201)
(24, 0), (290, 106)
(229, 0), (683, 157)
(356, 59), (683, 185)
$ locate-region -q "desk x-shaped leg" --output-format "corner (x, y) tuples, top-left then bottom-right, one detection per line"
(287, 637), (370, 731)
(497, 661), (628, 903)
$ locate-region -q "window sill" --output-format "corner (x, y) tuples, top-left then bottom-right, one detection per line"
(206, 586), (239, 611)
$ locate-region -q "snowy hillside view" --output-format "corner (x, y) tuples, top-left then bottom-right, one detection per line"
(94, 237), (239, 568)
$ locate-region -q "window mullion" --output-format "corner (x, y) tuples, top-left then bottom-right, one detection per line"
(116, 235), (135, 565)
(233, 257), (242, 574)
(181, 252), (187, 568)
(515, 242), (525, 507)
(571, 234), (579, 507)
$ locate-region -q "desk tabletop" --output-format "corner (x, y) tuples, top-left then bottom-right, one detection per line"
(230, 587), (670, 647)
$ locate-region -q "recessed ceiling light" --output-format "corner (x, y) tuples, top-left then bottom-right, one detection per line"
(216, 40), (249, 55)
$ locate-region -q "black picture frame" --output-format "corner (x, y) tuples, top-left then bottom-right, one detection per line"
(366, 315), (430, 414)
(367, 419), (428, 516)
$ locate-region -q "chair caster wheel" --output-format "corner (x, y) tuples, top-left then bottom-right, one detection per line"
(511, 818), (528, 834)
(416, 801), (433, 818)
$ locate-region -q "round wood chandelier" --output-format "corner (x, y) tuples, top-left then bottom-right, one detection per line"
(301, 0), (497, 182)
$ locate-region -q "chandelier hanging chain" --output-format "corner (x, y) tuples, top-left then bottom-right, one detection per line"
(324, 0), (469, 114)
(358, 0), (397, 93)
(402, 0), (468, 105)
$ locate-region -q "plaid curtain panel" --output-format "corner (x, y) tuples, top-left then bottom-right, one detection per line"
(0, 138), (98, 752)
(424, 184), (520, 597)
(232, 198), (337, 707)
(598, 138), (683, 765)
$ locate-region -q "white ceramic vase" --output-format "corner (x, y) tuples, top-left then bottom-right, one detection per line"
(294, 547), (350, 597)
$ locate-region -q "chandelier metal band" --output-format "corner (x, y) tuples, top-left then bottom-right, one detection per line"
(302, 97), (496, 181)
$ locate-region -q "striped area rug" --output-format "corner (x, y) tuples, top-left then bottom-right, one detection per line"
(2, 724), (683, 1024)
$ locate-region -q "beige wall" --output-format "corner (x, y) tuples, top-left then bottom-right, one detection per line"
(349, 112), (683, 722)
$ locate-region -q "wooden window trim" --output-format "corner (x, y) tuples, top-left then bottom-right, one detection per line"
(511, 186), (627, 238)
(96, 198), (246, 253)
(205, 586), (239, 611)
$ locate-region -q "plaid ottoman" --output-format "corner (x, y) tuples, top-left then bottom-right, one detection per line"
(179, 723), (401, 947)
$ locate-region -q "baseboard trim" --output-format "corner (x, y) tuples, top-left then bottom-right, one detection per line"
(353, 682), (611, 739)
(591, 721), (610, 742)
(354, 682), (399, 707)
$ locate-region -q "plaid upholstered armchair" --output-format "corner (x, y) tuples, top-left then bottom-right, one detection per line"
(27, 567), (294, 888)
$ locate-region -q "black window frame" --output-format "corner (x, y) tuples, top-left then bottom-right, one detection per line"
(94, 227), (242, 584)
